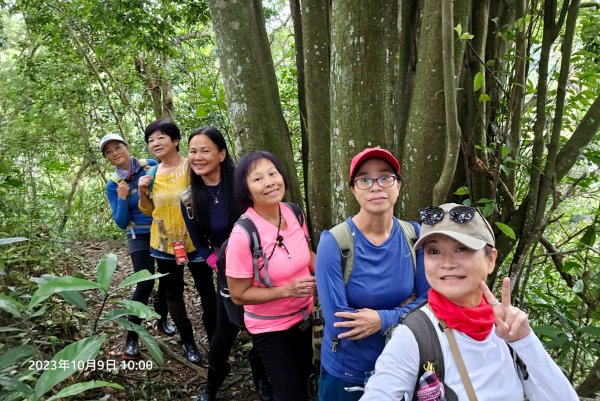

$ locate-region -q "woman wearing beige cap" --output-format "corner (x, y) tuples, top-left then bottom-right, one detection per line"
(315, 147), (430, 400)
(360, 203), (578, 401)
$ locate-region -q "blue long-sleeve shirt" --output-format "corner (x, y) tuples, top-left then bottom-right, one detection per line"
(105, 159), (157, 237)
(315, 217), (430, 385)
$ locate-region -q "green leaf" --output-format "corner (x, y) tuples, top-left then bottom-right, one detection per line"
(0, 344), (37, 369)
(576, 326), (600, 338)
(0, 376), (34, 397)
(34, 335), (106, 399)
(579, 224), (596, 246)
(453, 186), (469, 195)
(0, 237), (28, 246)
(28, 277), (101, 309)
(473, 72), (484, 92)
(103, 308), (135, 320)
(45, 380), (123, 401)
(97, 253), (118, 293)
(57, 291), (88, 310)
(0, 294), (24, 317)
(116, 320), (164, 364)
(563, 261), (581, 272)
(572, 279), (584, 294)
(117, 270), (166, 289)
(454, 23), (463, 36)
(494, 222), (516, 240)
(116, 300), (160, 319)
(479, 93), (491, 103)
(533, 325), (565, 336)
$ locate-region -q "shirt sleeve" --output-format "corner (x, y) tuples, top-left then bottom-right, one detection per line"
(511, 332), (579, 401)
(315, 230), (358, 340)
(376, 222), (430, 334)
(361, 325), (420, 400)
(225, 225), (254, 279)
(106, 181), (129, 230)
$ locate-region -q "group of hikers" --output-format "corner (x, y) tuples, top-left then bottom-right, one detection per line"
(101, 119), (579, 401)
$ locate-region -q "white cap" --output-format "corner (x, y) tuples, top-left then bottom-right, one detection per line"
(99, 133), (127, 152)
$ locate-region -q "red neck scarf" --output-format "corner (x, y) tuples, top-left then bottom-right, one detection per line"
(428, 289), (495, 341)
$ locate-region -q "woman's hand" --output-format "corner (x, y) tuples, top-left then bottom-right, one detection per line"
(481, 277), (531, 342)
(284, 276), (316, 298)
(117, 182), (130, 200)
(334, 308), (382, 340)
(138, 175), (152, 195)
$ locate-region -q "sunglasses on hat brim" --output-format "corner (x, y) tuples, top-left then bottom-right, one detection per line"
(419, 205), (478, 225)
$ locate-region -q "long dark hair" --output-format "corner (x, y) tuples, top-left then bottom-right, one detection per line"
(233, 150), (289, 211)
(188, 127), (238, 242)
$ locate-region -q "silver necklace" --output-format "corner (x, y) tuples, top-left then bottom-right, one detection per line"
(207, 183), (221, 204)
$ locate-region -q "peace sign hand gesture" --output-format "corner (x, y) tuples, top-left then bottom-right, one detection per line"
(480, 277), (531, 342)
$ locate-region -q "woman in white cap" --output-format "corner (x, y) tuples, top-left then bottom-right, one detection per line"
(315, 147), (430, 400)
(360, 203), (578, 400)
(100, 133), (175, 360)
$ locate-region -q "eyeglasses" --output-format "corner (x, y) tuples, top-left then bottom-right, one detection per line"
(353, 175), (398, 190)
(419, 205), (478, 225)
(104, 143), (126, 156)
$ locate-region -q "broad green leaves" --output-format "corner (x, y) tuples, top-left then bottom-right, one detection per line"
(33, 335), (106, 399)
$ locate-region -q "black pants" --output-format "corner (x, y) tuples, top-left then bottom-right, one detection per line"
(252, 322), (313, 401)
(156, 258), (217, 341)
(205, 294), (266, 395)
(127, 237), (167, 326)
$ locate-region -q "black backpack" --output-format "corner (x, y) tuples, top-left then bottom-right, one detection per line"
(216, 202), (305, 328)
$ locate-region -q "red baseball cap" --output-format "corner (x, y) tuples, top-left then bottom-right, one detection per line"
(349, 147), (400, 179)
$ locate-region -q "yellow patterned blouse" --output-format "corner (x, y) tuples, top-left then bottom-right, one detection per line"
(139, 158), (195, 254)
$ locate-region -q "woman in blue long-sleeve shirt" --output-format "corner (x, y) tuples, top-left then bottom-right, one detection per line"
(101, 133), (175, 359)
(315, 147), (430, 400)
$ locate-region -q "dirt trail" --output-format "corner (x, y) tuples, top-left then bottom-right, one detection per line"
(69, 240), (258, 400)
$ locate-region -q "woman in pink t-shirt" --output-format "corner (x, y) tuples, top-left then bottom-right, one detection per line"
(227, 151), (315, 401)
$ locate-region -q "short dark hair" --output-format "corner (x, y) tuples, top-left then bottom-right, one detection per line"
(188, 127), (239, 238)
(144, 119), (181, 152)
(234, 151), (288, 211)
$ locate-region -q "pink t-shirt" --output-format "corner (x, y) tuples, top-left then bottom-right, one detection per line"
(226, 204), (313, 334)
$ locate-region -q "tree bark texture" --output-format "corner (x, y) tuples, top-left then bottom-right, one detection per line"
(401, 0), (445, 219)
(329, 0), (400, 222)
(301, 0), (332, 240)
(207, 0), (303, 205)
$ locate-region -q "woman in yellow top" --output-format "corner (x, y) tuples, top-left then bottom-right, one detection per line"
(138, 119), (217, 364)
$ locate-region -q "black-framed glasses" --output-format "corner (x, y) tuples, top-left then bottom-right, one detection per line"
(419, 206), (478, 225)
(353, 175), (398, 190)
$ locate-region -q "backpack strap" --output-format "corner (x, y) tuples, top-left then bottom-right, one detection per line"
(402, 305), (458, 401)
(235, 217), (272, 288)
(147, 165), (158, 195)
(329, 221), (354, 284)
(396, 218), (417, 273)
(283, 202), (304, 227)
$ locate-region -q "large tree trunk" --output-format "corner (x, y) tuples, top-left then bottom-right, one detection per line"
(206, 0), (302, 205)
(329, 0), (400, 222)
(301, 0), (332, 240)
(400, 0), (445, 219)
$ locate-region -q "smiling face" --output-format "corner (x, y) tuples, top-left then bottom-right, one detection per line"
(246, 158), (285, 208)
(188, 133), (225, 183)
(103, 141), (130, 169)
(423, 234), (497, 307)
(350, 158), (401, 214)
(147, 130), (179, 159)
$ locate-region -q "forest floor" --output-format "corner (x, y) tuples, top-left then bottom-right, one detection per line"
(67, 239), (260, 400)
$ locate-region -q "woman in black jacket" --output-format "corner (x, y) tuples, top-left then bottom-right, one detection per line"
(181, 127), (272, 401)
